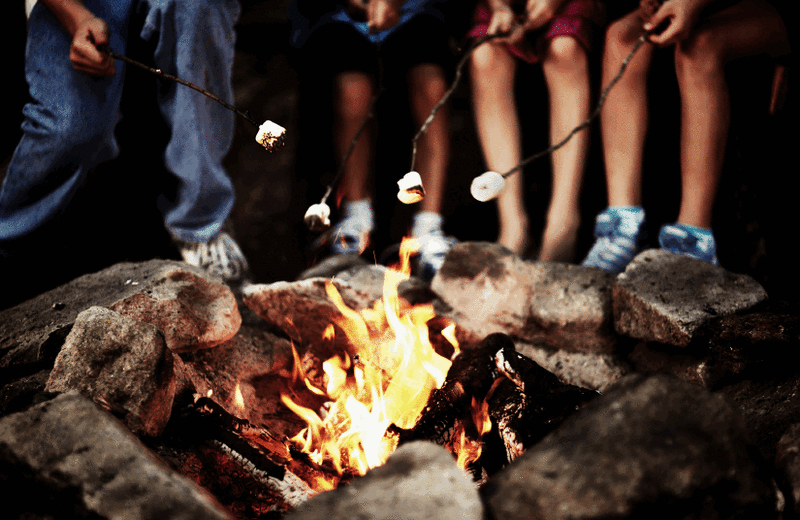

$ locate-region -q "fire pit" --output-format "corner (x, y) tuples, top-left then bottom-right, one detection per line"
(2, 245), (800, 520)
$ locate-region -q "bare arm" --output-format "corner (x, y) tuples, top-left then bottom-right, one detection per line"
(41, 0), (115, 76)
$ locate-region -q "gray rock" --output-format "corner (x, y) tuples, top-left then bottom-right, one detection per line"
(241, 277), (382, 357)
(516, 340), (630, 392)
(45, 306), (178, 437)
(614, 249), (768, 347)
(0, 391), (235, 520)
(776, 423), (800, 516)
(109, 268), (241, 353)
(286, 441), (483, 520)
(432, 242), (616, 353)
(0, 260), (234, 368)
(179, 321), (300, 437)
(296, 254), (369, 281)
(484, 374), (775, 520)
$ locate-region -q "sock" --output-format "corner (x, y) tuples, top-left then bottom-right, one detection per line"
(412, 211), (444, 238)
(341, 199), (374, 231)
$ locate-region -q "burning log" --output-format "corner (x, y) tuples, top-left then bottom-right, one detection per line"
(393, 333), (504, 447)
(178, 396), (339, 508)
(395, 333), (598, 476)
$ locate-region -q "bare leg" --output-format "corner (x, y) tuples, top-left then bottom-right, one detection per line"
(334, 71), (375, 203)
(674, 0), (789, 228)
(470, 42), (530, 255)
(408, 63), (450, 216)
(539, 36), (591, 262)
(601, 10), (655, 208)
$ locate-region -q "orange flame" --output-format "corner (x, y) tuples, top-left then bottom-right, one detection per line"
(233, 383), (245, 413)
(281, 238), (461, 478)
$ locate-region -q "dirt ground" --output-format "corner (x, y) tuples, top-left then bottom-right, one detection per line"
(1, 1), (796, 310)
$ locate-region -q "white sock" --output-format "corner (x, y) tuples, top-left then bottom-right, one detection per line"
(412, 211), (444, 238)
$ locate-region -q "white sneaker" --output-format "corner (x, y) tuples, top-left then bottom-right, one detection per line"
(177, 231), (250, 283)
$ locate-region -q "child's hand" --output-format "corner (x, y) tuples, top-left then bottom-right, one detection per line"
(367, 0), (404, 32)
(643, 0), (710, 46)
(639, 0), (663, 21)
(522, 0), (565, 32)
(70, 16), (115, 77)
(487, 3), (524, 43)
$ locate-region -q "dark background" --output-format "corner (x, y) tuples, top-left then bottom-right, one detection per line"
(1, 0), (795, 310)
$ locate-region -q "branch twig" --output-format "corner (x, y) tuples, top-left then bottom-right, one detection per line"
(501, 33), (649, 178)
(409, 33), (506, 171)
(104, 47), (260, 128)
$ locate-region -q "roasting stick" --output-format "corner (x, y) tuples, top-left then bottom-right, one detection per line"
(305, 34), (505, 231)
(102, 47), (287, 152)
(470, 32), (650, 201)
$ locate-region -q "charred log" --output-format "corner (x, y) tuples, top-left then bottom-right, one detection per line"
(393, 332), (506, 445)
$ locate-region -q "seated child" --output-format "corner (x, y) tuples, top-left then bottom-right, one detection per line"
(582, 0), (789, 273)
(469, 0), (604, 261)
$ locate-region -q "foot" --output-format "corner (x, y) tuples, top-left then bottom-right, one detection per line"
(177, 231), (251, 283)
(330, 200), (374, 255)
(582, 206), (646, 273)
(538, 214), (580, 263)
(658, 223), (719, 265)
(497, 217), (530, 256)
(416, 231), (457, 280)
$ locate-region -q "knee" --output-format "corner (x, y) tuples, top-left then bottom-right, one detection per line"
(675, 28), (725, 80)
(335, 73), (374, 121)
(605, 16), (641, 59)
(410, 64), (447, 109)
(470, 43), (505, 79)
(546, 36), (588, 71)
(144, 0), (240, 29)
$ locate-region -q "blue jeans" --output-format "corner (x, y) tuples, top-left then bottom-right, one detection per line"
(0, 0), (241, 248)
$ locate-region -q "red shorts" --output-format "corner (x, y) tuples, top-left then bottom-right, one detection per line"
(469, 0), (604, 63)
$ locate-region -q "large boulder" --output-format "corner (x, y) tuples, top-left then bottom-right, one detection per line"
(45, 306), (179, 437)
(614, 250), (768, 348)
(432, 242), (617, 354)
(484, 374), (775, 520)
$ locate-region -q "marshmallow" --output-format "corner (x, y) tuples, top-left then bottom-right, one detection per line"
(256, 120), (286, 152)
(470, 171), (505, 202)
(304, 203), (331, 232)
(397, 171), (425, 204)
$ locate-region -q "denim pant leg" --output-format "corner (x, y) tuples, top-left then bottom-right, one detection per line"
(0, 0), (133, 244)
(139, 0), (241, 243)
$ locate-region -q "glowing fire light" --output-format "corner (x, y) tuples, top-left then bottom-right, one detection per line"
(233, 383), (245, 413)
(281, 238), (463, 478)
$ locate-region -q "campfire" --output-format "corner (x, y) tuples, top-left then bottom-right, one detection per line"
(166, 238), (598, 512)
(2, 241), (792, 519)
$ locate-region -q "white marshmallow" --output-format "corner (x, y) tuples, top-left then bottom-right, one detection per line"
(470, 171), (505, 202)
(255, 120), (286, 152)
(304, 203), (331, 232)
(397, 171), (425, 204)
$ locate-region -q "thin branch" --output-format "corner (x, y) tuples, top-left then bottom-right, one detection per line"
(501, 33), (649, 178)
(104, 48), (260, 128)
(410, 33), (506, 171)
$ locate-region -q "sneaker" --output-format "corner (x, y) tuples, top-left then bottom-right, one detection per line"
(330, 216), (372, 255)
(582, 206), (646, 273)
(330, 200), (374, 255)
(416, 231), (457, 280)
(177, 231), (250, 283)
(658, 223), (719, 265)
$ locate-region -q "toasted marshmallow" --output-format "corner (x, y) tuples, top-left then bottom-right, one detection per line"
(470, 171), (505, 202)
(256, 120), (286, 152)
(304, 203), (331, 232)
(397, 171), (425, 204)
